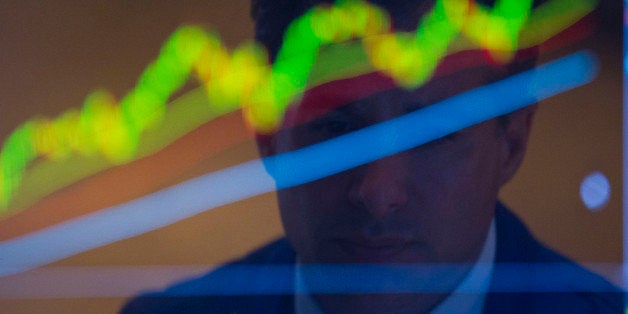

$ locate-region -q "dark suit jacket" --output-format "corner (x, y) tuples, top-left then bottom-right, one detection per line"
(121, 204), (623, 313)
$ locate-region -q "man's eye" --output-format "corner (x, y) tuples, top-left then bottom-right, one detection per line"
(440, 132), (457, 142)
(424, 132), (458, 147)
(311, 120), (352, 134)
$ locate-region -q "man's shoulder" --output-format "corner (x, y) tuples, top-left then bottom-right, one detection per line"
(487, 204), (624, 313)
(120, 238), (296, 314)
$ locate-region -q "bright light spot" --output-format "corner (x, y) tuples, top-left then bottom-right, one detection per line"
(580, 171), (611, 211)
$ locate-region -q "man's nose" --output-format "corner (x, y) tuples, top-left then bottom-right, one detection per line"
(348, 154), (409, 220)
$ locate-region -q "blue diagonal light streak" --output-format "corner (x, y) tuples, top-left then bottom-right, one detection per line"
(266, 51), (598, 188)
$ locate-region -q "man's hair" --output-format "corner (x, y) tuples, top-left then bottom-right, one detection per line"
(251, 0), (546, 62)
(251, 0), (543, 136)
(252, 0), (434, 61)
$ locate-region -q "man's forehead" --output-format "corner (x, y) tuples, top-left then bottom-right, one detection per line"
(282, 64), (494, 128)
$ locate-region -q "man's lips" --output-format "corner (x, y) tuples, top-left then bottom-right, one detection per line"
(333, 236), (417, 262)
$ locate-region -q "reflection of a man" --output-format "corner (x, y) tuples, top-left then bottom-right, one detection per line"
(122, 0), (622, 313)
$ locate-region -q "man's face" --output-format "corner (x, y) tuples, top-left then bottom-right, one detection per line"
(267, 66), (529, 266)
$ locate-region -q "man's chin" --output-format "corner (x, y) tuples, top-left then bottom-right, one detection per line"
(298, 261), (470, 296)
(313, 292), (450, 314)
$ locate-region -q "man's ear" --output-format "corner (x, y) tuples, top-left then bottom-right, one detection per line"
(255, 133), (279, 180)
(255, 134), (275, 157)
(498, 104), (537, 186)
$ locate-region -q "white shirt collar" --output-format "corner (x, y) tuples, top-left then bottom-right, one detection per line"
(430, 219), (495, 314)
(295, 219), (496, 314)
